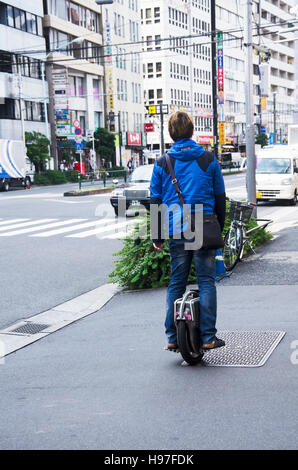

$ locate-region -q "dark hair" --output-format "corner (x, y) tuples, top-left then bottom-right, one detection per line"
(168, 111), (194, 141)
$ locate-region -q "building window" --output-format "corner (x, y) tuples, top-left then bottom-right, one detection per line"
(147, 63), (153, 78)
(93, 79), (100, 99)
(0, 3), (43, 36)
(94, 111), (101, 129)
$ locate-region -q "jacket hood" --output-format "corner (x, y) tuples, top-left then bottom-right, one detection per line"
(167, 138), (205, 161)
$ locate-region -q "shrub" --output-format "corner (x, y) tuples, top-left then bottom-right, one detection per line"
(65, 170), (80, 182)
(33, 173), (51, 185)
(109, 204), (273, 290)
(46, 170), (67, 184)
(109, 166), (126, 178)
(33, 170), (67, 185)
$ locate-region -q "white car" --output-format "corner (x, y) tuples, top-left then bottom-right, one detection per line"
(110, 164), (154, 216)
(256, 146), (298, 205)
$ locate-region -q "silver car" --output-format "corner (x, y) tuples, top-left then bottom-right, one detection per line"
(110, 164), (154, 216)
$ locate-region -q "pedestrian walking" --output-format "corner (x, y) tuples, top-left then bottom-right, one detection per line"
(150, 111), (226, 351)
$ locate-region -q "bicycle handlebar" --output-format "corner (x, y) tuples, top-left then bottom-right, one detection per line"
(226, 197), (257, 207)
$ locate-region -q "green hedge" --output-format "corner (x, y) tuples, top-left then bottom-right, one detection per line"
(108, 166), (126, 178)
(34, 170), (67, 185)
(64, 170), (80, 182)
(109, 204), (273, 290)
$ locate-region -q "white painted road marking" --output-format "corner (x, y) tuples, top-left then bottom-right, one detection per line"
(0, 219), (86, 236)
(31, 218), (115, 237)
(0, 218), (30, 226)
(66, 219), (137, 238)
(0, 219), (57, 232)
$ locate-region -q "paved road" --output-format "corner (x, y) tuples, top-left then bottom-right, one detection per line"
(0, 173), (297, 329)
(0, 221), (297, 450)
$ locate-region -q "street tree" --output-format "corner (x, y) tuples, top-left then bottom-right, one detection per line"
(25, 131), (50, 173)
(255, 133), (268, 148)
(87, 127), (115, 166)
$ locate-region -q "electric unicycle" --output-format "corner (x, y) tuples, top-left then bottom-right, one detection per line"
(174, 289), (204, 365)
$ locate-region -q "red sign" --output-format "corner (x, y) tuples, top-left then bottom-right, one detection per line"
(73, 162), (85, 174)
(127, 132), (142, 146)
(144, 123), (154, 133)
(73, 119), (81, 128)
(198, 136), (213, 144)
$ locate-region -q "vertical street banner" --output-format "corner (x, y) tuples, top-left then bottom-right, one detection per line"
(219, 122), (225, 145)
(53, 70), (71, 137)
(217, 31), (225, 146)
(107, 68), (114, 110)
(217, 31), (224, 107)
(105, 18), (114, 111)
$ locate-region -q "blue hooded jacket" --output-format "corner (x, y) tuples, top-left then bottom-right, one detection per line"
(150, 138), (226, 240)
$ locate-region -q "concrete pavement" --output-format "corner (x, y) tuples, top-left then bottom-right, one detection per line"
(0, 220), (297, 450)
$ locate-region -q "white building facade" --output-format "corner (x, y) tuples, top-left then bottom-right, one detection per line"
(141, 0), (213, 154)
(102, 0), (144, 167)
(0, 0), (49, 141)
(216, 0), (296, 146)
(43, 0), (105, 169)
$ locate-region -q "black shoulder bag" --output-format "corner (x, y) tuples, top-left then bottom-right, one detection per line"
(165, 154), (224, 250)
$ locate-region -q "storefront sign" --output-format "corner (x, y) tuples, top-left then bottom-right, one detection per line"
(197, 136), (214, 144)
(144, 123), (154, 132)
(194, 108), (213, 118)
(217, 32), (224, 111)
(127, 132), (142, 146)
(106, 68), (114, 110)
(219, 122), (225, 145)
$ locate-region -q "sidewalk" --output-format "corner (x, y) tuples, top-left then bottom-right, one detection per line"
(0, 225), (297, 450)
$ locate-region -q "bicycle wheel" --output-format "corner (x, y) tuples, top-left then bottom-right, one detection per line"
(223, 225), (243, 271)
(177, 321), (204, 366)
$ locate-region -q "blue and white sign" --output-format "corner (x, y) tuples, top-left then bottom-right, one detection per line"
(260, 126), (266, 134)
(75, 142), (83, 151)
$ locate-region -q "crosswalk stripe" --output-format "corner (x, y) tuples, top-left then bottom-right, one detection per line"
(103, 230), (131, 240)
(0, 218), (30, 227)
(66, 219), (137, 238)
(0, 219), (85, 237)
(0, 219), (57, 232)
(30, 218), (115, 237)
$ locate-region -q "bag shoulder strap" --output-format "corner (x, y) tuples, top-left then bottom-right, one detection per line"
(165, 154), (184, 206)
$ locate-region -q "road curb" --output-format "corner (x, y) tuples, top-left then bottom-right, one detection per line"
(0, 283), (122, 359)
(64, 186), (115, 197)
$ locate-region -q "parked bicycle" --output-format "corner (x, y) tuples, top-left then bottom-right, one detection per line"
(223, 198), (273, 271)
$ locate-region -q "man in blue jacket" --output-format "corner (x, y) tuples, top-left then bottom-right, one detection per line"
(150, 111), (226, 351)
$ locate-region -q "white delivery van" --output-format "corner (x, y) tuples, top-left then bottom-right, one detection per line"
(256, 145), (298, 205)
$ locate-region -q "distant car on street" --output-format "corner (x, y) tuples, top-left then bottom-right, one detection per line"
(110, 164), (154, 216)
(256, 145), (298, 205)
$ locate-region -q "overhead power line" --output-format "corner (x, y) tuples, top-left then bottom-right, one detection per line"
(6, 15), (298, 57)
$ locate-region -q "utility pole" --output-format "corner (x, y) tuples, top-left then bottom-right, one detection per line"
(211, 0), (218, 158)
(160, 105), (165, 156)
(257, 0), (262, 136)
(244, 0), (256, 213)
(118, 111), (122, 167)
(273, 92), (277, 144)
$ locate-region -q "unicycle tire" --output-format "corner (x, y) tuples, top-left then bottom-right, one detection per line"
(177, 321), (204, 366)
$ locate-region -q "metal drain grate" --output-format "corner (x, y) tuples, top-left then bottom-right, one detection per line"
(9, 323), (50, 335)
(201, 331), (285, 367)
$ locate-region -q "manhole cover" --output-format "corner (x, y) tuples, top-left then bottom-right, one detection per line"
(201, 331), (285, 367)
(9, 323), (50, 335)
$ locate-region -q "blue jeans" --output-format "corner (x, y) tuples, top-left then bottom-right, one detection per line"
(166, 238), (217, 345)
